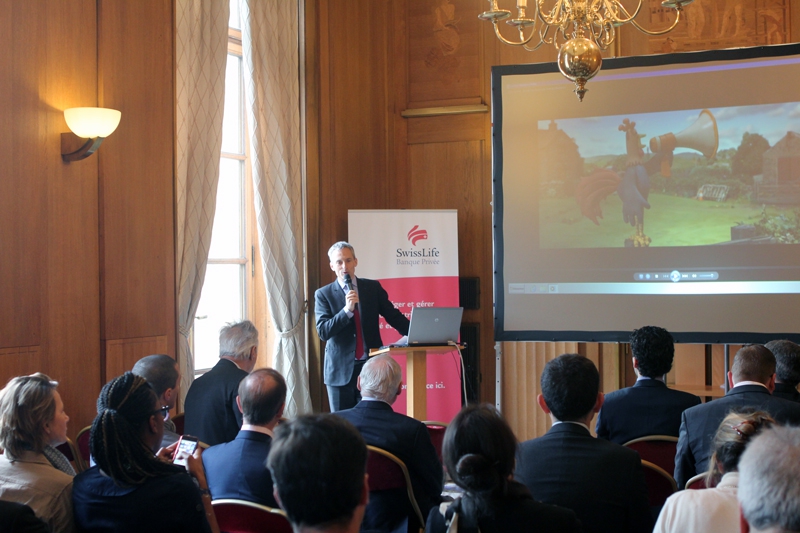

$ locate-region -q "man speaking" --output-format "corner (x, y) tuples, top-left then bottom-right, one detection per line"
(315, 241), (410, 412)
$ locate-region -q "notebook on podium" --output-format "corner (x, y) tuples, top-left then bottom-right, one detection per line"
(390, 306), (463, 347)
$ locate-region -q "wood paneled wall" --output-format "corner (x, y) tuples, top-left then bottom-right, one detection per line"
(0, 0), (176, 437)
(305, 0), (800, 433)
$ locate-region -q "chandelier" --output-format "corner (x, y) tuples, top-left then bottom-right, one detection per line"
(479, 0), (693, 101)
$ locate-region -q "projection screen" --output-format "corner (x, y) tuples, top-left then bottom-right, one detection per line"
(493, 43), (800, 344)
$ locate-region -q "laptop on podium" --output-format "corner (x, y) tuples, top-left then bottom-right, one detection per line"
(390, 306), (463, 347)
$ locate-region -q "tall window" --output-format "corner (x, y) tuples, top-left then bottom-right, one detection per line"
(192, 7), (260, 374)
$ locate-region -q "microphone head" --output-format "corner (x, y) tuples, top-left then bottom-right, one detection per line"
(343, 273), (352, 284)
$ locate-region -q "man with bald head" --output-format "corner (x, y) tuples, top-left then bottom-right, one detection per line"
(674, 344), (800, 489)
(334, 354), (442, 533)
(202, 368), (286, 507)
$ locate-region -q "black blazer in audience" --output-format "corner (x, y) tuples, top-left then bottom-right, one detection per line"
(516, 423), (653, 533)
(596, 379), (701, 444)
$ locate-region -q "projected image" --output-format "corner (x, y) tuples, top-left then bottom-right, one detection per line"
(538, 104), (800, 248)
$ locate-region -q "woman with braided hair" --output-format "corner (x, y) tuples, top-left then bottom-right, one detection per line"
(71, 372), (219, 533)
(654, 410), (775, 533)
(427, 404), (580, 533)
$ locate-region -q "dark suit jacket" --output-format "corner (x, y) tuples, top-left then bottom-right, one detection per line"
(335, 400), (443, 531)
(596, 379), (701, 444)
(315, 277), (409, 386)
(0, 501), (49, 533)
(674, 384), (800, 489)
(202, 429), (278, 507)
(773, 382), (800, 402)
(515, 423), (652, 533)
(183, 359), (247, 446)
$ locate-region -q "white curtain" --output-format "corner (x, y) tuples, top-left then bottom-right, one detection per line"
(240, 0), (312, 416)
(175, 0), (230, 402)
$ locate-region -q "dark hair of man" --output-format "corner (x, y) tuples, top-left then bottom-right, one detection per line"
(238, 368), (286, 425)
(267, 414), (366, 529)
(705, 409), (774, 486)
(132, 354), (179, 398)
(90, 372), (183, 485)
(731, 345), (776, 384)
(765, 340), (800, 387)
(629, 326), (674, 377)
(443, 403), (518, 518)
(540, 354), (599, 422)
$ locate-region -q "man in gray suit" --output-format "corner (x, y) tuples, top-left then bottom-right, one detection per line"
(315, 241), (409, 412)
(674, 344), (800, 489)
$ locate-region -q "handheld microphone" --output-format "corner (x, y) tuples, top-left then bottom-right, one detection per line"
(343, 273), (353, 292)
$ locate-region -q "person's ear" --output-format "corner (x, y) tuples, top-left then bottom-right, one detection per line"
(360, 474), (369, 505)
(767, 373), (776, 393)
(632, 357), (639, 370)
(250, 345), (257, 360)
(356, 376), (363, 392)
(273, 487), (283, 509)
(594, 392), (605, 414)
(149, 414), (160, 434)
(396, 382), (403, 397)
(236, 395), (244, 414)
(276, 402), (285, 421)
(537, 394), (551, 414)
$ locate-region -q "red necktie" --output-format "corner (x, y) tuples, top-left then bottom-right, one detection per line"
(353, 305), (364, 360)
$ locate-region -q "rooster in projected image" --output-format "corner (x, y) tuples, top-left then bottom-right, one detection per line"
(575, 110), (719, 247)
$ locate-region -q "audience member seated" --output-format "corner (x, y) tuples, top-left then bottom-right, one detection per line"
(654, 410), (773, 532)
(334, 354), (443, 532)
(596, 326), (701, 444)
(765, 339), (800, 402)
(0, 501), (50, 533)
(71, 372), (219, 533)
(202, 368), (285, 506)
(184, 320), (258, 446)
(267, 414), (369, 533)
(0, 373), (75, 533)
(738, 424), (800, 533)
(515, 354), (653, 533)
(427, 403), (581, 533)
(674, 344), (800, 489)
(132, 354), (182, 446)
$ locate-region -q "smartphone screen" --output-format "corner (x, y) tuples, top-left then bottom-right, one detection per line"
(173, 435), (198, 468)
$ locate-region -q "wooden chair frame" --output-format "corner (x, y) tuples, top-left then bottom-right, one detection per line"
(367, 445), (425, 531)
(211, 498), (291, 533)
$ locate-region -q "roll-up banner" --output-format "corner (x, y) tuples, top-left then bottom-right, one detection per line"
(349, 209), (462, 422)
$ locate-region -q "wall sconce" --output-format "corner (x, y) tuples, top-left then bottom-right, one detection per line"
(61, 107), (121, 162)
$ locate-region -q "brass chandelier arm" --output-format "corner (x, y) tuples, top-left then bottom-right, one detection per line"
(628, 8), (683, 36)
(491, 20), (539, 46)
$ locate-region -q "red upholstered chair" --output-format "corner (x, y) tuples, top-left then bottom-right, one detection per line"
(211, 499), (292, 533)
(171, 413), (185, 435)
(55, 437), (85, 473)
(75, 425), (92, 469)
(623, 435), (679, 475)
(640, 459), (678, 509)
(685, 472), (713, 490)
(366, 445), (425, 533)
(423, 421), (447, 464)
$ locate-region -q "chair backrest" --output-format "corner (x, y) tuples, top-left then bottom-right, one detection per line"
(640, 459), (678, 509)
(623, 435), (679, 475)
(171, 413), (185, 435)
(423, 421), (447, 464)
(685, 472), (712, 490)
(55, 437), (85, 473)
(366, 445), (425, 529)
(211, 499), (292, 533)
(75, 425), (92, 468)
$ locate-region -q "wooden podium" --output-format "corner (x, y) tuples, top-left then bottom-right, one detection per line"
(370, 345), (462, 421)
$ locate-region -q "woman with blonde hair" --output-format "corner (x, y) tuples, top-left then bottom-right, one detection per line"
(654, 409), (774, 533)
(0, 373), (74, 533)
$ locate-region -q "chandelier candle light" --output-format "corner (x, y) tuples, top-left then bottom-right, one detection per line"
(479, 0), (693, 101)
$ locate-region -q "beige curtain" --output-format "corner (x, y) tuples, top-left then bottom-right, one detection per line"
(175, 0), (230, 402)
(240, 0), (312, 417)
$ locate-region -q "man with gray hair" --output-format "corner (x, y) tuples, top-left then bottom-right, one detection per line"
(765, 340), (800, 403)
(184, 320), (259, 445)
(132, 354), (181, 444)
(334, 354), (442, 532)
(738, 425), (800, 532)
(315, 241), (410, 412)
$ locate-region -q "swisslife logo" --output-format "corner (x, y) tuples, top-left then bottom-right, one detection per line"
(397, 225), (440, 265)
(407, 225), (428, 246)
